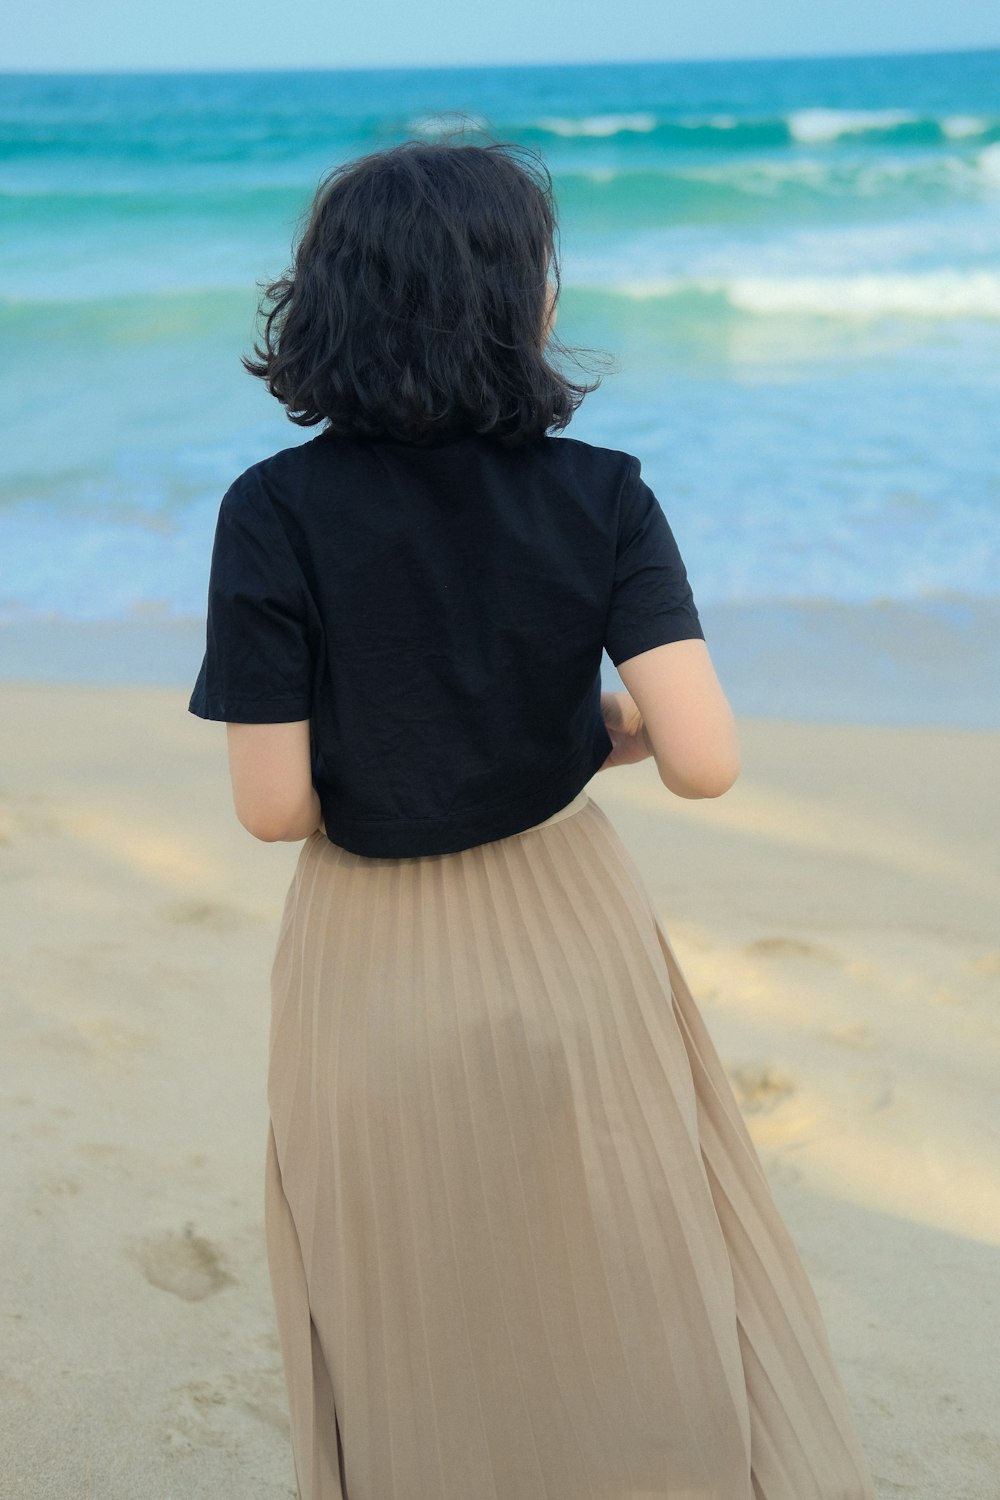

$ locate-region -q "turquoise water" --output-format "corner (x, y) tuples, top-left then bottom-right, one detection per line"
(2, 52), (1000, 622)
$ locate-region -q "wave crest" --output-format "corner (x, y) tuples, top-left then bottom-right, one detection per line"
(536, 113), (657, 138)
(522, 108), (999, 149)
(787, 108), (920, 143)
(942, 114), (993, 139)
(598, 270), (1000, 319)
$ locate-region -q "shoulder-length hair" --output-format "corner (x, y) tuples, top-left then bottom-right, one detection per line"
(243, 138), (599, 445)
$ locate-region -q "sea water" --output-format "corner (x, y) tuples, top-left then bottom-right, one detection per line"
(2, 53), (999, 713)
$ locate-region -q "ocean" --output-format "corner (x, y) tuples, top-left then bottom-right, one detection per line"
(2, 52), (999, 719)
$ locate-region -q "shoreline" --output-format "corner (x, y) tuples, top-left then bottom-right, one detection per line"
(2, 683), (999, 1497)
(2, 594), (999, 728)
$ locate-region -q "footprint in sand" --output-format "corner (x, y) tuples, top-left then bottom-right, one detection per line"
(130, 1224), (236, 1301)
(744, 936), (840, 963)
(726, 1062), (796, 1114)
(824, 1021), (877, 1051)
(852, 1068), (895, 1111)
(30, 1016), (151, 1058)
(0, 797), (62, 842)
(41, 1174), (83, 1197)
(161, 1368), (290, 1453)
(761, 1153), (802, 1187)
(79, 1140), (123, 1162)
(160, 899), (254, 931)
(76, 1015), (153, 1053)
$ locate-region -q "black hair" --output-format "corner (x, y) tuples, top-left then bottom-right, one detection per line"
(243, 137), (599, 445)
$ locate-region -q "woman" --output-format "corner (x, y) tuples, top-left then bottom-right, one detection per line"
(189, 139), (876, 1500)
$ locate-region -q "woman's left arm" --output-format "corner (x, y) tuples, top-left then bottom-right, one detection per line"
(226, 721), (323, 842)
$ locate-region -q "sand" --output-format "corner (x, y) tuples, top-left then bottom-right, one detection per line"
(1, 681), (998, 1499)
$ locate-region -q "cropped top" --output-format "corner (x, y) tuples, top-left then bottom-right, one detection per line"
(188, 430), (704, 857)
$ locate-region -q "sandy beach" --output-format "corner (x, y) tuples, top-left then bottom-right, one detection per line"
(1, 680), (998, 1499)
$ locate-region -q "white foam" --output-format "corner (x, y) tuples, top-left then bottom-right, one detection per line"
(601, 271), (1000, 318)
(727, 270), (1000, 318)
(977, 142), (1000, 185)
(537, 113), (657, 138)
(609, 278), (688, 300)
(670, 151), (984, 198)
(942, 114), (992, 140)
(788, 108), (919, 143)
(676, 114), (739, 130)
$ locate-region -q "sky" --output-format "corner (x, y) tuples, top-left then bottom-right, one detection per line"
(7, 0), (1000, 72)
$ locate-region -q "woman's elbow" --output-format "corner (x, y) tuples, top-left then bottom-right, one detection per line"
(655, 747), (741, 799)
(236, 806), (291, 842)
(692, 758), (741, 798)
(232, 789), (298, 842)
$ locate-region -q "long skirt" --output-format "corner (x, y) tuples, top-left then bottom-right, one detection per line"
(264, 790), (877, 1500)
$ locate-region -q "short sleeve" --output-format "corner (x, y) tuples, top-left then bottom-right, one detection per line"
(188, 472), (314, 723)
(604, 458), (704, 668)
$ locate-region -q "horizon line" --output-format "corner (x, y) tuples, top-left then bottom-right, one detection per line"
(3, 40), (1000, 77)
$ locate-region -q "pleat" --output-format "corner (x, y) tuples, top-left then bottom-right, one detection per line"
(653, 922), (878, 1500)
(264, 1121), (347, 1500)
(265, 801), (876, 1500)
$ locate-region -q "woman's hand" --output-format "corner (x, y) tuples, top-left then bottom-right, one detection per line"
(599, 690), (653, 769)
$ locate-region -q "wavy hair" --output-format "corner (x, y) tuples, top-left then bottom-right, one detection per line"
(243, 138), (600, 444)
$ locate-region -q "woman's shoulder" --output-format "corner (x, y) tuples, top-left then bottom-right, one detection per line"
(537, 433), (638, 478)
(217, 435), (334, 518)
(239, 434), (326, 485)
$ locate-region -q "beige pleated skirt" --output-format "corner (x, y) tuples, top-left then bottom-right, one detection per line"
(264, 791), (876, 1500)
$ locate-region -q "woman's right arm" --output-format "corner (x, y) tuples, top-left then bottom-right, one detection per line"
(616, 638), (740, 799)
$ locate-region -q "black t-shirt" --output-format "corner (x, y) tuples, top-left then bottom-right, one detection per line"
(188, 430), (704, 857)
